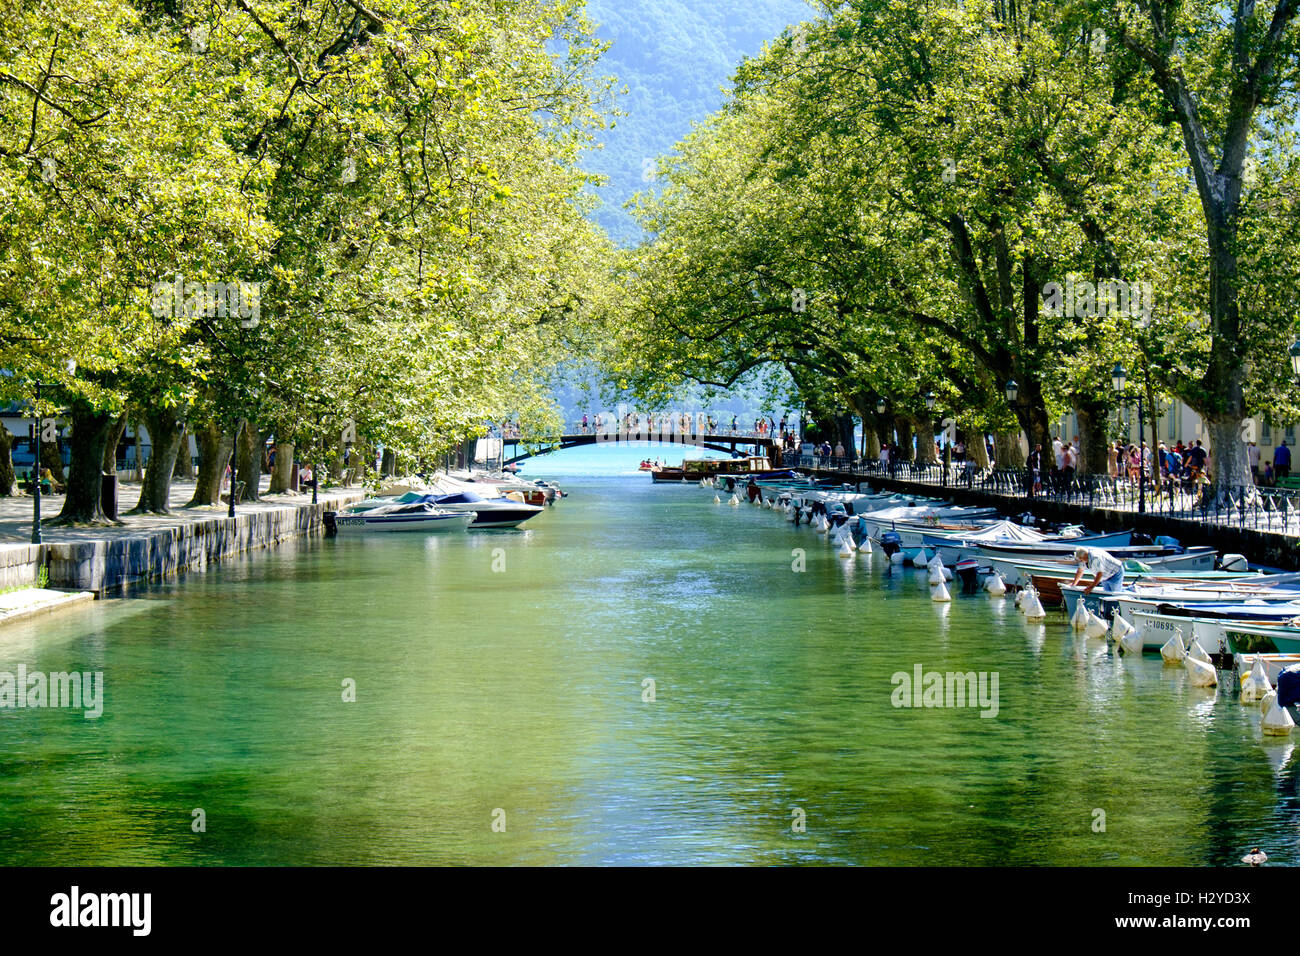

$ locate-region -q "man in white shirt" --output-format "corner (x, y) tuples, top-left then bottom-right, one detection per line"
(1071, 546), (1125, 594)
(1053, 437), (1065, 471)
(1248, 441), (1261, 481)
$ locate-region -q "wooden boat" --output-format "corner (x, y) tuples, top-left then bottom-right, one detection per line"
(1128, 605), (1300, 654)
(1224, 622), (1300, 655)
(1233, 652), (1300, 685)
(1027, 553), (1225, 605)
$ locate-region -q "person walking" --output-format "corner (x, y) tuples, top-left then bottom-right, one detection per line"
(1027, 443), (1042, 497)
(1248, 440), (1261, 482)
(1274, 439), (1291, 481)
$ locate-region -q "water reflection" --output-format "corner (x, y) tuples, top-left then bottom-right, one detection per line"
(0, 476), (1294, 865)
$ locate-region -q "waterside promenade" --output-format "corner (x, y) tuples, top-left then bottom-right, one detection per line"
(796, 459), (1300, 570)
(0, 479), (364, 595)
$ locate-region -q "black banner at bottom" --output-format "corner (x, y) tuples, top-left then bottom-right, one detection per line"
(0, 866), (1280, 942)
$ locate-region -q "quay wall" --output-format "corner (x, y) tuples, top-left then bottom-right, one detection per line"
(0, 544), (42, 590)
(42, 495), (364, 593)
(807, 470), (1300, 571)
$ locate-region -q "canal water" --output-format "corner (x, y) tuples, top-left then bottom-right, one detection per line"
(0, 444), (1295, 865)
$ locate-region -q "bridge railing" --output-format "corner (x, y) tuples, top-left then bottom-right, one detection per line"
(557, 420), (788, 441)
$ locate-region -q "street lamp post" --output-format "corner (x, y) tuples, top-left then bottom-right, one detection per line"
(1112, 362), (1146, 514)
(312, 411), (321, 505)
(876, 398), (890, 475)
(1004, 380), (1036, 497)
(925, 391), (947, 486)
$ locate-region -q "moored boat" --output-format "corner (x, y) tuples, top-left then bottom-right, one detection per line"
(326, 503), (475, 534)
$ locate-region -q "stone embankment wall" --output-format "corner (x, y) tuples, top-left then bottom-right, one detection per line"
(40, 495), (363, 593)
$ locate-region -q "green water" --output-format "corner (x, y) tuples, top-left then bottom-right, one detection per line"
(0, 474), (1295, 866)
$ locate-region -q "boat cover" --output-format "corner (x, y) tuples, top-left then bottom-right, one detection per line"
(1278, 664), (1300, 707)
(957, 520), (1045, 543)
(433, 491), (488, 504)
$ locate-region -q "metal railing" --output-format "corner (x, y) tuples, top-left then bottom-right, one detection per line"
(558, 420), (789, 441)
(786, 456), (1300, 536)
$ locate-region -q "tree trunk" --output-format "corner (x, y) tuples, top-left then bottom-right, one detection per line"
(966, 426), (991, 470)
(188, 421), (231, 507)
(894, 418), (915, 461)
(834, 412), (856, 458)
(1204, 413), (1252, 500)
(381, 447), (397, 477)
(40, 436), (64, 483)
(915, 416), (939, 464)
(0, 427), (14, 496)
(862, 425), (881, 459)
(102, 413), (127, 474)
(52, 402), (115, 525)
(1073, 399), (1112, 476)
(130, 411), (185, 514)
(236, 422), (266, 502)
(172, 424), (193, 479)
(994, 430), (1025, 469)
(268, 441), (295, 493)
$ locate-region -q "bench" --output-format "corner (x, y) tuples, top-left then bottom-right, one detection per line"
(1277, 476), (1300, 490)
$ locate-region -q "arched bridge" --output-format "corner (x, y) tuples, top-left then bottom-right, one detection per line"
(502, 423), (783, 466)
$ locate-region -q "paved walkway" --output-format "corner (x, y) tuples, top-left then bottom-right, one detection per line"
(0, 477), (364, 544)
(0, 588), (95, 627)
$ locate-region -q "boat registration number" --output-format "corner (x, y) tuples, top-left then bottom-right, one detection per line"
(336, 515), (368, 526)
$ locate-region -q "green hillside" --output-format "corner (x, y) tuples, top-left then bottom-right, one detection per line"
(583, 0), (811, 246)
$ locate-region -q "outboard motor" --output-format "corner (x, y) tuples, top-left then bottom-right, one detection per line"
(1220, 553), (1249, 572)
(955, 558), (981, 593)
(323, 511), (339, 536)
(880, 530), (902, 560)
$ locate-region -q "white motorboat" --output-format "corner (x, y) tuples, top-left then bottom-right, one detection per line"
(423, 490), (542, 529)
(327, 502), (475, 534)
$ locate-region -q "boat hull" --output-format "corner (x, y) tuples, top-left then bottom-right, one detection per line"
(330, 511), (475, 533)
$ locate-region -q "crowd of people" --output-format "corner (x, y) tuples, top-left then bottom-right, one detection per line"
(1022, 433), (1293, 499)
(575, 410), (802, 443)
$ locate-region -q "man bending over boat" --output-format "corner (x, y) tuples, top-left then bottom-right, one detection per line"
(1071, 546), (1125, 594)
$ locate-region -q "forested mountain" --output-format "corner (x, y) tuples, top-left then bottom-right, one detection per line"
(583, 0), (811, 246)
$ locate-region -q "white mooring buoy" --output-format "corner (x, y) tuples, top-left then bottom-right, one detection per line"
(1021, 587), (1046, 620)
(1261, 690), (1295, 735)
(1185, 654), (1218, 687)
(1084, 611), (1109, 639)
(1241, 658), (1273, 703)
(1160, 629), (1187, 665)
